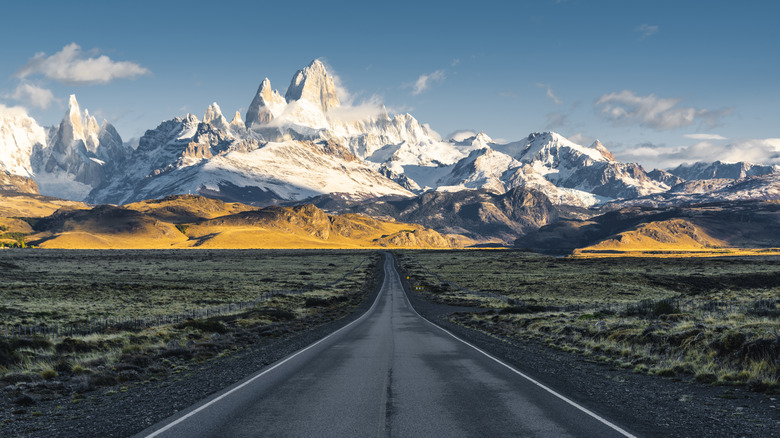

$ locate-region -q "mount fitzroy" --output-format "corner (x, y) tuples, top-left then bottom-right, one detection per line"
(1, 59), (778, 244)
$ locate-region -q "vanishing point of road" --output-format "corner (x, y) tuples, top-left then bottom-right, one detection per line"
(136, 254), (636, 438)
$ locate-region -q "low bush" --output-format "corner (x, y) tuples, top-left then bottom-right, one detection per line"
(175, 319), (228, 334)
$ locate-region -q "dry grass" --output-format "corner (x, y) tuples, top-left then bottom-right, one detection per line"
(0, 249), (374, 326)
(0, 250), (381, 397)
(398, 250), (780, 392)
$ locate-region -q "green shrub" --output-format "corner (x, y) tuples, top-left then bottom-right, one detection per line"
(55, 338), (94, 354)
(41, 369), (58, 379)
(176, 319), (228, 334)
(652, 300), (677, 317)
(304, 297), (328, 308)
(0, 340), (21, 367)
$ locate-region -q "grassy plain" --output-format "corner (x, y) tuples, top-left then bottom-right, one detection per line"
(397, 250), (780, 391)
(0, 250), (380, 398)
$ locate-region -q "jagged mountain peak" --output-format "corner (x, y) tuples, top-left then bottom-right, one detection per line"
(246, 77), (287, 128)
(589, 140), (616, 162)
(285, 59), (340, 113)
(203, 102), (230, 132)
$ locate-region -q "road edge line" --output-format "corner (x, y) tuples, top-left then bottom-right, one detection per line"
(393, 258), (638, 438)
(140, 254), (389, 438)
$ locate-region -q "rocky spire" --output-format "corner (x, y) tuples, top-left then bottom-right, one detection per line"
(590, 140), (616, 162)
(203, 102), (230, 132)
(284, 59), (340, 113)
(230, 111), (245, 130)
(245, 78), (287, 128)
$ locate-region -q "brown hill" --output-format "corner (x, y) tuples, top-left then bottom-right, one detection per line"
(516, 201), (780, 257)
(184, 204), (463, 249)
(125, 194), (257, 223)
(4, 193), (462, 249)
(0, 192), (88, 218)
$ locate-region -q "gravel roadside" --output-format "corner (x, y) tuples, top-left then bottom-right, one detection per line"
(396, 257), (780, 438)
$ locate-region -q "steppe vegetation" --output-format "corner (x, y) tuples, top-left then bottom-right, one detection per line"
(0, 250), (379, 417)
(397, 250), (780, 392)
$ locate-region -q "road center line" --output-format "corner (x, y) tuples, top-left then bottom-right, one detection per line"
(140, 256), (389, 438)
(393, 259), (638, 438)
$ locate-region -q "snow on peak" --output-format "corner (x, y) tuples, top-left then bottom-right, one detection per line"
(284, 59), (340, 113)
(229, 111), (245, 132)
(245, 77), (287, 128)
(203, 102), (230, 132)
(57, 94), (101, 153)
(473, 131), (493, 148)
(590, 140), (616, 162)
(0, 104), (45, 177)
(66, 94), (84, 138)
(498, 131), (609, 165)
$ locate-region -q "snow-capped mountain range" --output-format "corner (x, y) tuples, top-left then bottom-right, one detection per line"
(1, 59), (778, 209)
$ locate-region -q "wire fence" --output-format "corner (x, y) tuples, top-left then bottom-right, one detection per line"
(3, 257), (371, 339)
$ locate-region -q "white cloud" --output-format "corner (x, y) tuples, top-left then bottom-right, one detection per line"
(683, 133), (727, 141)
(326, 96), (385, 123)
(412, 70), (445, 95)
(451, 58), (461, 67)
(615, 138), (780, 169)
(535, 83), (562, 105)
(568, 133), (595, 146)
(636, 24), (659, 39)
(317, 58), (354, 105)
(446, 129), (477, 142)
(16, 43), (150, 85)
(544, 111), (568, 130)
(499, 91), (517, 98)
(6, 83), (57, 109)
(0, 103), (32, 118)
(595, 90), (733, 130)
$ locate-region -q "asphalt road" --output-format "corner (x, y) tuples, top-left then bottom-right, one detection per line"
(136, 254), (636, 438)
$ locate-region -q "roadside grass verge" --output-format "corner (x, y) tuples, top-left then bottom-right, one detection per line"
(397, 250), (780, 393)
(0, 250), (381, 416)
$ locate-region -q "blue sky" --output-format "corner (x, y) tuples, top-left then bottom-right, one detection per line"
(1, 0), (778, 169)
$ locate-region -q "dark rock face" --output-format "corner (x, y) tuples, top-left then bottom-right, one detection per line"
(340, 186), (559, 244)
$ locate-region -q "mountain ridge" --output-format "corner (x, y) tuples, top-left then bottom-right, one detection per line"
(1, 59), (778, 250)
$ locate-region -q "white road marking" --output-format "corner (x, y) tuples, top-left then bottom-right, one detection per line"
(392, 260), (639, 438)
(141, 258), (389, 438)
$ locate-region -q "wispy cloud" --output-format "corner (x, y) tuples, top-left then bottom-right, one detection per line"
(616, 138), (780, 169)
(683, 133), (727, 141)
(16, 43), (150, 85)
(327, 96), (386, 123)
(567, 133), (595, 146)
(544, 111), (568, 130)
(318, 58), (354, 105)
(636, 24), (659, 39)
(535, 83), (562, 105)
(6, 82), (57, 109)
(445, 129), (477, 142)
(412, 70), (445, 95)
(595, 90), (733, 130)
(451, 58), (461, 67)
